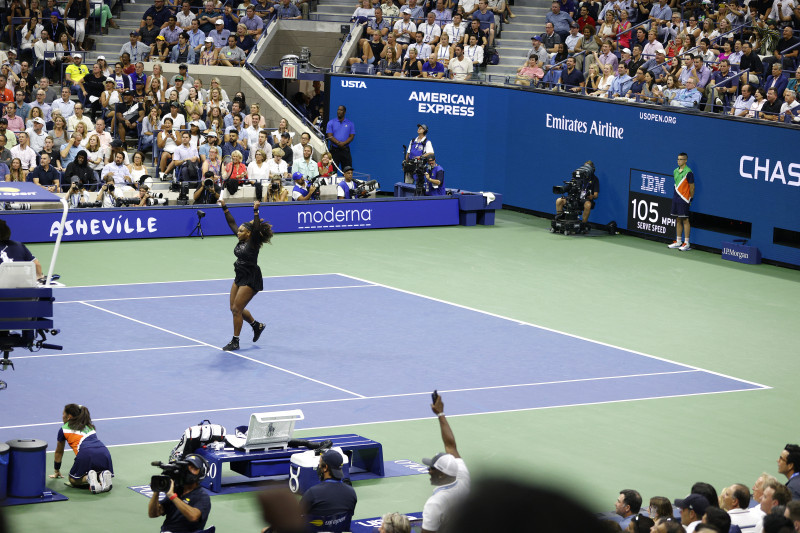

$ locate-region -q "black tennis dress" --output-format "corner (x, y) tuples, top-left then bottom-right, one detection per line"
(233, 236), (263, 293)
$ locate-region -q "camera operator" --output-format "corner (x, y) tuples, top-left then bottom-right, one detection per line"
(147, 455), (212, 533)
(66, 180), (91, 207)
(423, 154), (445, 196)
(291, 171), (317, 201)
(96, 177), (122, 208)
(337, 166), (356, 199)
(265, 176), (289, 202)
(404, 124), (434, 184)
(555, 160), (599, 225)
(136, 183), (153, 207)
(193, 171), (221, 205)
(64, 151), (97, 192)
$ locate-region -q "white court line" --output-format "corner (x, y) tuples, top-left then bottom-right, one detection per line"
(40, 386), (766, 451)
(0, 368), (728, 430)
(54, 284), (376, 305)
(337, 273), (772, 391)
(80, 301), (367, 400)
(12, 345), (205, 360)
(58, 272), (353, 289)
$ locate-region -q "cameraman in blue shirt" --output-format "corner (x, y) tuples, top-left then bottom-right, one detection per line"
(424, 154), (445, 196)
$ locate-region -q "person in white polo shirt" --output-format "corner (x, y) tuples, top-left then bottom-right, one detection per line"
(421, 393), (469, 533)
(25, 117), (48, 153)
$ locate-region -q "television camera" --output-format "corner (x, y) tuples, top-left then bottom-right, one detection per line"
(551, 162), (596, 235)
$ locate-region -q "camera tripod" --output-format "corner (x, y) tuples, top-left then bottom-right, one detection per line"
(189, 209), (206, 238)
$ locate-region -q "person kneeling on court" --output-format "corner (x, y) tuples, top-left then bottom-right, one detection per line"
(49, 403), (114, 494)
(421, 393), (470, 533)
(300, 449), (358, 532)
(148, 454), (212, 533)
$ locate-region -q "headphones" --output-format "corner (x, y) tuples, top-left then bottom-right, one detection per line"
(183, 454), (209, 482)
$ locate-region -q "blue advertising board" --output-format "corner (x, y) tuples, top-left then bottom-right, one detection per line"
(328, 74), (800, 265)
(2, 197), (459, 243)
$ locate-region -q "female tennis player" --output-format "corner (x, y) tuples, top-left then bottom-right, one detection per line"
(219, 199), (273, 351)
(49, 403), (114, 493)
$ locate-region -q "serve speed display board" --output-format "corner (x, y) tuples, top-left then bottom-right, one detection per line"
(627, 168), (676, 238)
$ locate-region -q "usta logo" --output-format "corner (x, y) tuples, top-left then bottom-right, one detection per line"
(341, 80), (367, 88)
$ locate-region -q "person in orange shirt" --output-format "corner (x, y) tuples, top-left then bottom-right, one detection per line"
(0, 74), (13, 102)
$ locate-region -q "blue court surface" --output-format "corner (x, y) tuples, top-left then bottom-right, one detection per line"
(0, 274), (768, 449)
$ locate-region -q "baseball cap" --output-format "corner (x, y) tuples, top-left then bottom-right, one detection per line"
(175, 75), (184, 81)
(0, 118), (7, 125)
(321, 450), (344, 480)
(72, 53), (82, 58)
(215, 19), (224, 24)
(189, 120), (201, 128)
(104, 77), (115, 83)
(206, 130), (218, 137)
(135, 78), (145, 85)
(674, 494), (710, 517)
(156, 35), (165, 41)
(50, 10), (60, 17)
(33, 117), (45, 125)
(292, 172), (304, 181)
(123, 90), (135, 96)
(422, 453), (459, 477)
(656, 49), (666, 54)
(531, 35), (541, 41)
(342, 165), (353, 173)
(170, 101), (180, 107)
(205, 36), (214, 42)
(622, 47), (631, 54)
(97, 55), (105, 60)
(130, 31), (139, 36)
(417, 123), (428, 133)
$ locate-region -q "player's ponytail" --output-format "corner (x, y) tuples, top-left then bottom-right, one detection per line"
(64, 403), (95, 431)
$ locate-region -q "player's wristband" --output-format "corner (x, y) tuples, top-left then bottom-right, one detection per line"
(169, 493), (178, 501)
(54, 461), (61, 471)
(437, 413), (445, 418)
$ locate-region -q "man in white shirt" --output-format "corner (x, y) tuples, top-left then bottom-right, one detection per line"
(102, 151), (133, 187)
(10, 132), (37, 170)
(730, 84), (755, 117)
(25, 117), (48, 153)
(443, 13), (467, 46)
(167, 131), (200, 181)
(420, 393), (469, 533)
(418, 12), (442, 46)
(291, 132), (313, 162)
(780, 89), (800, 123)
(674, 494), (709, 533)
(393, 10), (417, 48)
(408, 32), (432, 61)
(449, 45), (473, 80)
(164, 76), (190, 103)
(67, 102), (93, 133)
(51, 86), (76, 120)
(725, 484), (761, 532)
(464, 35), (484, 69)
(161, 101), (186, 130)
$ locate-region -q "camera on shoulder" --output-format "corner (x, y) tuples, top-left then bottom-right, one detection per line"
(150, 455), (208, 492)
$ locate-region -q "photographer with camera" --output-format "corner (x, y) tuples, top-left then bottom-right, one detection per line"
(148, 454), (212, 533)
(265, 176), (289, 202)
(404, 124), (434, 184)
(554, 160), (599, 228)
(66, 180), (92, 207)
(64, 150), (97, 192)
(291, 172), (318, 201)
(193, 171), (221, 205)
(96, 177), (123, 208)
(337, 166), (357, 199)
(423, 154), (445, 196)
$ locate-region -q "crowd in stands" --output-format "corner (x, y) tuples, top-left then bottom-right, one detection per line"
(343, 0), (799, 121)
(592, 444), (800, 533)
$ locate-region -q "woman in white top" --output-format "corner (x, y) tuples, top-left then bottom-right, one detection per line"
(351, 0), (375, 21)
(209, 78), (230, 103)
(434, 33), (453, 67)
(97, 56), (112, 77)
(84, 134), (105, 179)
(140, 106), (160, 153)
(266, 147), (289, 181)
(148, 63), (168, 95)
(592, 63), (615, 96)
(55, 32), (75, 61)
(271, 118), (294, 145)
(206, 88), (228, 116)
(20, 15), (43, 55)
(247, 149), (270, 189)
(127, 151), (149, 183)
(748, 88), (766, 118)
(598, 11), (618, 41)
(236, 0), (253, 16)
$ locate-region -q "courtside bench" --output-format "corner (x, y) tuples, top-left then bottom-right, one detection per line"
(196, 434), (384, 493)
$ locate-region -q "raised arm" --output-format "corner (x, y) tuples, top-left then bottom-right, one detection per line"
(431, 394), (459, 458)
(218, 199), (239, 234)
